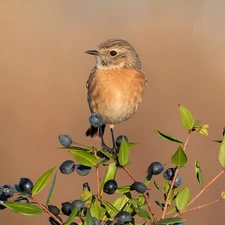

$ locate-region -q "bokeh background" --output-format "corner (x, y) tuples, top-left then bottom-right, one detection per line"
(1, 1), (225, 224)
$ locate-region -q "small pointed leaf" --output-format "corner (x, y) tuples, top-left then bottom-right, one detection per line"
(166, 206), (176, 215)
(2, 202), (43, 216)
(219, 135), (225, 166)
(171, 146), (187, 167)
(179, 105), (194, 130)
(154, 130), (183, 144)
(84, 209), (94, 225)
(221, 191), (225, 200)
(134, 207), (152, 220)
(115, 186), (131, 194)
(154, 181), (165, 193)
(70, 150), (97, 166)
(32, 166), (55, 195)
(90, 198), (101, 220)
(155, 201), (165, 210)
(176, 186), (190, 210)
(118, 136), (129, 166)
(143, 173), (152, 186)
(195, 159), (203, 187)
(101, 199), (118, 216)
(155, 217), (184, 225)
(46, 172), (57, 206)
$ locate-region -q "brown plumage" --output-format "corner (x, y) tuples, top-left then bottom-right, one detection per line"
(85, 38), (147, 149)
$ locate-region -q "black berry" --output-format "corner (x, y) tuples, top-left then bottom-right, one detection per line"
(58, 134), (73, 146)
(116, 135), (129, 147)
(89, 113), (103, 128)
(72, 200), (85, 214)
(61, 202), (72, 216)
(163, 168), (175, 181)
(49, 216), (63, 225)
(76, 164), (91, 176)
(148, 162), (164, 175)
(0, 184), (14, 198)
(130, 182), (147, 193)
(115, 211), (132, 225)
(59, 160), (75, 174)
(48, 205), (60, 216)
(173, 174), (182, 188)
(19, 178), (33, 194)
(103, 179), (117, 195)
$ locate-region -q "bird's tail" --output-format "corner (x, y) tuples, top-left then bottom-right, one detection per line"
(85, 125), (106, 139)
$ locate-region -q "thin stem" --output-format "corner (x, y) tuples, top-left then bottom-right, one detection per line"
(174, 168), (225, 217)
(143, 193), (158, 222)
(94, 149), (101, 204)
(161, 130), (192, 219)
(30, 196), (63, 225)
(174, 198), (221, 216)
(95, 165), (101, 203)
(122, 167), (136, 182)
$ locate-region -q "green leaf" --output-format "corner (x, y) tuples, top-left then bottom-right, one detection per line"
(60, 145), (93, 151)
(90, 198), (101, 220)
(143, 173), (152, 186)
(221, 191), (225, 200)
(166, 206), (176, 215)
(100, 162), (117, 194)
(176, 186), (190, 210)
(118, 136), (129, 166)
(155, 217), (184, 225)
(102, 195), (129, 221)
(127, 142), (138, 148)
(64, 205), (78, 225)
(70, 150), (97, 166)
(32, 166), (55, 195)
(84, 209), (94, 225)
(219, 135), (225, 166)
(193, 121), (209, 137)
(80, 188), (93, 205)
(178, 105), (194, 130)
(163, 179), (170, 194)
(46, 172), (57, 206)
(155, 201), (165, 210)
(171, 146), (187, 167)
(213, 140), (222, 143)
(115, 186), (131, 194)
(195, 158), (203, 187)
(134, 207), (152, 221)
(111, 195), (129, 211)
(101, 199), (118, 216)
(154, 130), (183, 144)
(2, 202), (43, 216)
(154, 181), (165, 193)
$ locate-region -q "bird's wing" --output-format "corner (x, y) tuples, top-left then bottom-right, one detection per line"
(86, 66), (97, 89)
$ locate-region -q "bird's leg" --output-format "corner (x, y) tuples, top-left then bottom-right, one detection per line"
(99, 125), (111, 152)
(109, 125), (116, 149)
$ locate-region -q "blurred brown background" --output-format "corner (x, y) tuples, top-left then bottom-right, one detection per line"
(1, 1), (225, 224)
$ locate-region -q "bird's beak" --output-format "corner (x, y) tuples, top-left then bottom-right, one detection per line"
(85, 50), (99, 55)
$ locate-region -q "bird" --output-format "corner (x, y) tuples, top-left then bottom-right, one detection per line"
(85, 38), (147, 151)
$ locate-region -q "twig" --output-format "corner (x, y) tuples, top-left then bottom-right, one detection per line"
(174, 198), (221, 216)
(161, 130), (192, 219)
(30, 196), (63, 225)
(174, 168), (225, 217)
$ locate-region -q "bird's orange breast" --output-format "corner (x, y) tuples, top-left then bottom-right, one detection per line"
(87, 68), (147, 125)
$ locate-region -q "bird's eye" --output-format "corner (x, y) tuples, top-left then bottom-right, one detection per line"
(110, 50), (117, 56)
